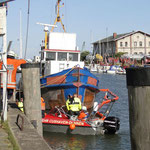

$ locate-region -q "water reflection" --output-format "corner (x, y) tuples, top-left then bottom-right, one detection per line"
(44, 131), (128, 150)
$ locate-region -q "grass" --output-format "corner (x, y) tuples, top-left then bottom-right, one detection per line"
(1, 121), (20, 150)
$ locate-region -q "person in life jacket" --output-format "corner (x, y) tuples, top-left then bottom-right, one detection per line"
(0, 50), (26, 99)
(17, 98), (24, 112)
(41, 97), (45, 118)
(66, 94), (81, 117)
(78, 106), (89, 121)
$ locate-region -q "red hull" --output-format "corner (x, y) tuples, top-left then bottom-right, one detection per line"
(42, 114), (91, 127)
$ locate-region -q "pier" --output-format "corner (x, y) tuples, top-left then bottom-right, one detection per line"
(0, 101), (51, 150)
(126, 67), (150, 150)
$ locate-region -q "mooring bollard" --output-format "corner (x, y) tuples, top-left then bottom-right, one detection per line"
(21, 63), (43, 136)
(126, 67), (150, 150)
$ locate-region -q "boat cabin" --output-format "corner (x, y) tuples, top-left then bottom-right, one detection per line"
(40, 32), (84, 75)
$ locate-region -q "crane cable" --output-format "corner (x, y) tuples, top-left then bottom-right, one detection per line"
(24, 0), (30, 59)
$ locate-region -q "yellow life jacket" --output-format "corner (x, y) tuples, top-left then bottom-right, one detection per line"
(18, 102), (24, 112)
(66, 97), (81, 111)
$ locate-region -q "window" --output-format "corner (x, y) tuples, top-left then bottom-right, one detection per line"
(134, 42), (137, 47)
(58, 52), (67, 61)
(125, 42), (128, 47)
(134, 52), (137, 54)
(139, 52), (143, 55)
(46, 52), (56, 61)
(120, 42), (123, 47)
(69, 53), (78, 61)
(149, 41), (150, 47)
(139, 41), (142, 47)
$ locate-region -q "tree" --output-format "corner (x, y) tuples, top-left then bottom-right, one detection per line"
(80, 51), (90, 61)
(115, 52), (126, 58)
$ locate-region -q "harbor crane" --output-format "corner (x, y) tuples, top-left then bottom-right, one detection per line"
(37, 22), (57, 49)
(51, 0), (66, 32)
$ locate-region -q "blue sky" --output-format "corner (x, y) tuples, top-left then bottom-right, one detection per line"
(1, 0), (150, 59)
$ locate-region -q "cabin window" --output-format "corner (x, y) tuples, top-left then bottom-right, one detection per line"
(139, 41), (142, 47)
(46, 52), (56, 61)
(69, 53), (78, 61)
(58, 52), (67, 61)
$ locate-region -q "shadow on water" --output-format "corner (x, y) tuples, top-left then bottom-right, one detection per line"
(43, 73), (131, 150)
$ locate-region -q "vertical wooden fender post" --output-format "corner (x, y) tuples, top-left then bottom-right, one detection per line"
(126, 67), (150, 150)
(21, 63), (43, 136)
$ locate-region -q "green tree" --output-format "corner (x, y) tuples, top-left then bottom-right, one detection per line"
(80, 51), (90, 61)
(115, 52), (126, 58)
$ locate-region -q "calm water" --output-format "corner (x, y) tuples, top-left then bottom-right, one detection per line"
(43, 73), (131, 150)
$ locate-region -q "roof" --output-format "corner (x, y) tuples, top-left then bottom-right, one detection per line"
(93, 31), (150, 44)
(0, 0), (14, 4)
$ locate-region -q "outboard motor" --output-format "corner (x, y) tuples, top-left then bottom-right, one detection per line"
(103, 116), (120, 134)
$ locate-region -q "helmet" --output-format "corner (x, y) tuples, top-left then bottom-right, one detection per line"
(82, 106), (87, 111)
(7, 50), (15, 57)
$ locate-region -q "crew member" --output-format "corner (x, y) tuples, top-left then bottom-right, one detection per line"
(66, 94), (81, 116)
(17, 98), (24, 112)
(0, 50), (26, 100)
(41, 97), (45, 118)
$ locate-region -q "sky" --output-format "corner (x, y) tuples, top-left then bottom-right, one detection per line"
(1, 0), (150, 59)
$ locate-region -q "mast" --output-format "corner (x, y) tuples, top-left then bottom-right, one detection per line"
(50, 0), (66, 32)
(37, 22), (57, 49)
(19, 9), (22, 58)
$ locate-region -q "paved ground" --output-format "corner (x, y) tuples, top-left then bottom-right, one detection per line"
(0, 101), (52, 150)
(0, 122), (13, 150)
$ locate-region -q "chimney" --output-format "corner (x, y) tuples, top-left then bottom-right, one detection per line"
(113, 33), (117, 38)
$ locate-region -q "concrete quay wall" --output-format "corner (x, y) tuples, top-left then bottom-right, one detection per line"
(7, 101), (52, 150)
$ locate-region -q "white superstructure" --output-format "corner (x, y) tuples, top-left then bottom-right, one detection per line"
(40, 32), (84, 75)
(49, 32), (77, 50)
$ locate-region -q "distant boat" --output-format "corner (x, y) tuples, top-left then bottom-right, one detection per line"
(116, 68), (126, 75)
(107, 65), (122, 74)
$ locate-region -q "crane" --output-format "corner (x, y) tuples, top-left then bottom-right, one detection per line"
(50, 0), (66, 32)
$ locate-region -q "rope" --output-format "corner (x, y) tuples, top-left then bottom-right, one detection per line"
(41, 66), (76, 88)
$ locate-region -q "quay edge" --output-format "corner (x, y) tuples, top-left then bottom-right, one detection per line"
(7, 101), (52, 150)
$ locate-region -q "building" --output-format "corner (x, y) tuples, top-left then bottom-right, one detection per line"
(93, 31), (150, 57)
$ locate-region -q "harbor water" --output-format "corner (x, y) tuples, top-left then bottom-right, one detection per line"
(43, 73), (131, 150)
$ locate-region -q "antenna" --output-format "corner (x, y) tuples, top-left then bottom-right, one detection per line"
(37, 22), (57, 49)
(51, 0), (66, 32)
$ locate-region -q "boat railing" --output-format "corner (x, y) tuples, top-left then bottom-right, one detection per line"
(54, 105), (70, 118)
(88, 89), (119, 120)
